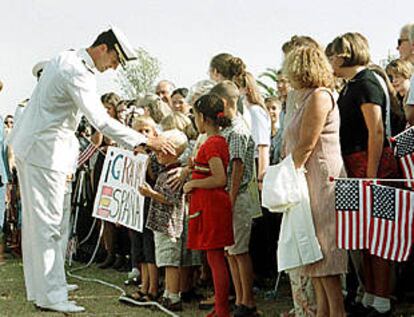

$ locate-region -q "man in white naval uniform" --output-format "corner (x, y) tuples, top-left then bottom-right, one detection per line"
(8, 27), (175, 313)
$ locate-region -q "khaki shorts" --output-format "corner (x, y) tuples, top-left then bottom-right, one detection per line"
(225, 190), (253, 255)
(154, 232), (181, 267)
(154, 212), (202, 268)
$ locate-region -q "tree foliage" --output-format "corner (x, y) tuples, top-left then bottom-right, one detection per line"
(257, 67), (279, 97)
(116, 47), (161, 99)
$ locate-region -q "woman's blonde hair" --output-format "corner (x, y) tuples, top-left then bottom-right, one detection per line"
(328, 32), (370, 67)
(281, 35), (320, 55)
(160, 111), (198, 140)
(283, 45), (335, 90)
(137, 93), (171, 123)
(385, 59), (414, 80)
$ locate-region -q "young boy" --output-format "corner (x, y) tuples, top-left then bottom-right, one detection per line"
(211, 81), (259, 317)
(124, 116), (160, 302)
(139, 129), (188, 311)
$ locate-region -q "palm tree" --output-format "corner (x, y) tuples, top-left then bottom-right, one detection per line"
(257, 67), (279, 97)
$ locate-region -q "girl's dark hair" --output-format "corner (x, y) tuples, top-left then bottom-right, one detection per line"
(171, 87), (189, 99)
(193, 94), (231, 128)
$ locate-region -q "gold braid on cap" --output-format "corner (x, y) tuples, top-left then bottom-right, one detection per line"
(114, 43), (127, 67)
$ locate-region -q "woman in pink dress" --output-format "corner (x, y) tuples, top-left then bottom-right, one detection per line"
(283, 44), (347, 317)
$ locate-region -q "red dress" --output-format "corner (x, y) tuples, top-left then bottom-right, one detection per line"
(187, 135), (234, 250)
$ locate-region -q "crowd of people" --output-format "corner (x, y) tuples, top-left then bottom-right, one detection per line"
(0, 23), (414, 317)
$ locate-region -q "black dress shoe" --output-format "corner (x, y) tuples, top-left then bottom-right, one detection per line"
(181, 289), (205, 303)
(347, 302), (372, 317)
(112, 255), (126, 270)
(233, 304), (260, 317)
(98, 254), (115, 269)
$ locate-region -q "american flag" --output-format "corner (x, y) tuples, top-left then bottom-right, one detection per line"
(335, 179), (373, 250)
(77, 143), (98, 167)
(392, 127), (414, 188)
(369, 184), (414, 262)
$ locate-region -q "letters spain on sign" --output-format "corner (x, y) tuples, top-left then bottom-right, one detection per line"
(92, 146), (148, 232)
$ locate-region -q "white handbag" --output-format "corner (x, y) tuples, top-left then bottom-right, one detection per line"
(261, 154), (302, 212)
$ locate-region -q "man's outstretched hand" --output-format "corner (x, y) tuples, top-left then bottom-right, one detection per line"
(139, 135), (176, 155)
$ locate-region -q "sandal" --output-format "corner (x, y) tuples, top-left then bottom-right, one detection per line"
(199, 295), (215, 310)
(142, 292), (159, 302)
(126, 290), (147, 301)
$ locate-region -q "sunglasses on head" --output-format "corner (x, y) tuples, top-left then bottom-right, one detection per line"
(398, 38), (409, 46)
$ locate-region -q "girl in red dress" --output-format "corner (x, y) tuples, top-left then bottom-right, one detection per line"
(183, 94), (234, 317)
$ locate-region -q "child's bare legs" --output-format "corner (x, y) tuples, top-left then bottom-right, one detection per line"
(140, 263), (149, 293)
(312, 275), (346, 317)
(235, 252), (255, 307)
(179, 266), (193, 293)
(227, 254), (242, 305)
(148, 263), (158, 296)
(165, 266), (180, 297)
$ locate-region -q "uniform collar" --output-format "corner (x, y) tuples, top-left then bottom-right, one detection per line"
(77, 49), (95, 74)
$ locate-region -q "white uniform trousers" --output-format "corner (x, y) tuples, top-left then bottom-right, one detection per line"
(60, 181), (73, 261)
(16, 158), (69, 306)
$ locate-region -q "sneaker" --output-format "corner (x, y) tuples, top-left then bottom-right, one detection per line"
(124, 276), (140, 286)
(347, 302), (372, 317)
(159, 297), (183, 312)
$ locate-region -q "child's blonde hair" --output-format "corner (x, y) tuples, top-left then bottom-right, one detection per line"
(386, 58), (414, 80)
(160, 129), (188, 157)
(132, 115), (157, 131)
(265, 96), (282, 110)
(160, 111), (198, 140)
(137, 93), (172, 123)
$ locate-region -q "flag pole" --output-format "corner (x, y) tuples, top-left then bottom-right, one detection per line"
(389, 126), (414, 141)
(329, 176), (414, 183)
(79, 136), (106, 156)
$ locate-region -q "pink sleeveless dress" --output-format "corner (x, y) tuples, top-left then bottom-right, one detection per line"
(284, 88), (348, 277)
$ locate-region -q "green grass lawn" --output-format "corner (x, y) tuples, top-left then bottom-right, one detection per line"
(2, 258), (413, 316)
(0, 259), (292, 316)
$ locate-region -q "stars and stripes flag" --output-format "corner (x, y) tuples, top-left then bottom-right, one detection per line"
(369, 184), (414, 262)
(392, 127), (414, 188)
(335, 179), (374, 250)
(77, 143), (98, 167)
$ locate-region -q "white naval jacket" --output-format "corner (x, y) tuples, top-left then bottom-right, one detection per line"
(8, 49), (146, 174)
